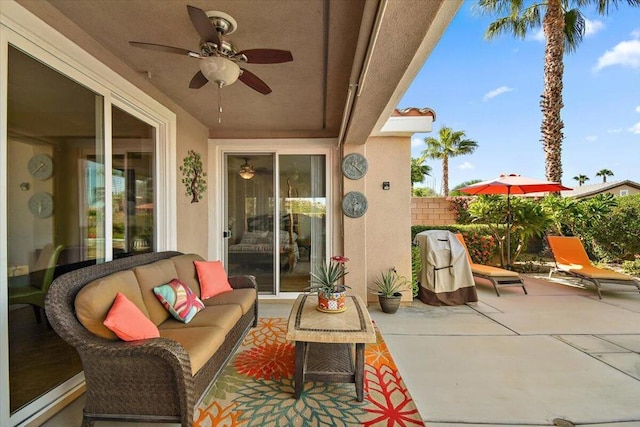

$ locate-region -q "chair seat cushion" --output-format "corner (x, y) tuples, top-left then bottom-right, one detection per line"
(203, 288), (257, 315)
(471, 264), (520, 278)
(160, 326), (226, 375)
(560, 264), (635, 280)
(158, 304), (242, 333)
(8, 285), (42, 299)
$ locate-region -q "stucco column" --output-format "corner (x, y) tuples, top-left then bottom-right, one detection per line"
(342, 145), (368, 303)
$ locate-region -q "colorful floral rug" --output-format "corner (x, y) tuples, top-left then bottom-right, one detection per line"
(194, 317), (424, 426)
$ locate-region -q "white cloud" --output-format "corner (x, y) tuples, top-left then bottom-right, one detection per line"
(483, 86), (514, 101)
(530, 28), (545, 42)
(629, 122), (640, 134)
(459, 161), (474, 170)
(607, 128), (623, 134)
(411, 136), (423, 148)
(635, 106), (640, 113)
(585, 135), (598, 142)
(632, 29), (640, 39)
(594, 39), (640, 71)
(530, 20), (602, 42)
(584, 19), (604, 37)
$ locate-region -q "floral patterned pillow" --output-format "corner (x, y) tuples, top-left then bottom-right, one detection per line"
(153, 278), (204, 323)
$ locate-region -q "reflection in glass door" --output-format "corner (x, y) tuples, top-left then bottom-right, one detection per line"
(111, 106), (156, 258)
(279, 155), (326, 292)
(225, 154), (276, 293)
(6, 45), (95, 414)
(224, 153), (326, 295)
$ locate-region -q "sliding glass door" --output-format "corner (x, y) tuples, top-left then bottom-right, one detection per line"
(4, 45), (160, 421)
(224, 153), (326, 295)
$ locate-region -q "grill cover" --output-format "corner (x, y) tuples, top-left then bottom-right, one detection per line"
(413, 230), (477, 306)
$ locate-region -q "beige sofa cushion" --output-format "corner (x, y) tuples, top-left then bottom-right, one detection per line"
(133, 259), (179, 325)
(203, 288), (256, 315)
(160, 327), (226, 375)
(75, 270), (148, 340)
(158, 304), (242, 333)
(171, 253), (205, 297)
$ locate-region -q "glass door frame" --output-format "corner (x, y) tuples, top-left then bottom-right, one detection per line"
(211, 141), (335, 299)
(0, 4), (177, 424)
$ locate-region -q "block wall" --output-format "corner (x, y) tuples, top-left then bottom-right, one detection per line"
(411, 197), (456, 225)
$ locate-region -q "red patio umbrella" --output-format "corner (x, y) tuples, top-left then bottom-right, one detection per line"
(459, 174), (571, 268)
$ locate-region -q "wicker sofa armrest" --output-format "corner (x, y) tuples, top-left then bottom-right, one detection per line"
(80, 337), (195, 426)
(228, 274), (258, 327)
(229, 274), (257, 290)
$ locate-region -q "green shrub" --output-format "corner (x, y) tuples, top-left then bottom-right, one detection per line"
(589, 194), (640, 261)
(468, 195), (551, 267)
(622, 258), (640, 277)
(411, 245), (421, 297)
(449, 196), (473, 224)
(411, 224), (498, 265)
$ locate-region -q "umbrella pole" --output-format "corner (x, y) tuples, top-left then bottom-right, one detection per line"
(507, 188), (511, 269)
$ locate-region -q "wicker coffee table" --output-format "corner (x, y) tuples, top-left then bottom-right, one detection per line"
(285, 294), (376, 401)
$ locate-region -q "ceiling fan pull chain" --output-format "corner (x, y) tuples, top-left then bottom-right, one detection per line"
(217, 83), (223, 123)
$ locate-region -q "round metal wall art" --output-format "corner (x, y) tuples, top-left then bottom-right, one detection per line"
(342, 191), (368, 218)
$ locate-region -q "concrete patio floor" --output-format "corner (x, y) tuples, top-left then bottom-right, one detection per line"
(43, 275), (640, 426)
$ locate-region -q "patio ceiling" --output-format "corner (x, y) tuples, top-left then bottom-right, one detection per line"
(15, 0), (460, 143)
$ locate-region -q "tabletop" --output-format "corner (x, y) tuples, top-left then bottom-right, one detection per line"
(285, 294), (376, 344)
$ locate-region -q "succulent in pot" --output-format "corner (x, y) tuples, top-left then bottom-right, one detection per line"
(308, 256), (350, 313)
(370, 268), (408, 314)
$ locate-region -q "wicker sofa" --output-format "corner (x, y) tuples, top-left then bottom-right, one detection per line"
(45, 251), (258, 427)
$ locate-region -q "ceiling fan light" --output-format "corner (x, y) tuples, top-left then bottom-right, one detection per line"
(239, 162), (255, 179)
(239, 169), (254, 179)
(199, 57), (240, 86)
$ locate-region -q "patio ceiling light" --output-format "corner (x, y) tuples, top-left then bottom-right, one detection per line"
(239, 158), (255, 180)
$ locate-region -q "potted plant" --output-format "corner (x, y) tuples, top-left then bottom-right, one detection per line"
(370, 268), (408, 314)
(308, 256), (350, 313)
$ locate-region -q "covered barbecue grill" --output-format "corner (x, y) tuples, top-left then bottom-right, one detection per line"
(413, 230), (477, 306)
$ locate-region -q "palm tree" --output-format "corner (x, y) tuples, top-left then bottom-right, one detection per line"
(423, 126), (478, 196)
(411, 154), (432, 192)
(478, 0), (640, 184)
(573, 174), (589, 186)
(595, 168), (614, 183)
(413, 187), (438, 197)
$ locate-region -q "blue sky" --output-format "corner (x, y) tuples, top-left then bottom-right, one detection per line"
(399, 1), (640, 193)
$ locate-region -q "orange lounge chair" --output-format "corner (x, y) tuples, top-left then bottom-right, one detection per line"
(454, 234), (527, 296)
(546, 235), (640, 299)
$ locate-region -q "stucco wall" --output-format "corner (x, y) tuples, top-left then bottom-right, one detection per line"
(343, 137), (412, 304)
(366, 137), (412, 303)
(411, 197), (456, 225)
(175, 114), (209, 256)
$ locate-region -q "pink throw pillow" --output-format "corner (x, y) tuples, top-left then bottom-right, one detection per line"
(194, 260), (233, 299)
(153, 279), (204, 323)
(103, 292), (159, 341)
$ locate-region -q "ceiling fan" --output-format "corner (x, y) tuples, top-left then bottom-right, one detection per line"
(231, 157), (272, 180)
(129, 5), (293, 95)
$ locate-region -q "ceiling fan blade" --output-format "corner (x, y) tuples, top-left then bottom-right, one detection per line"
(129, 41), (200, 57)
(189, 71), (209, 89)
(239, 49), (293, 64)
(187, 5), (220, 46)
(239, 69), (272, 95)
